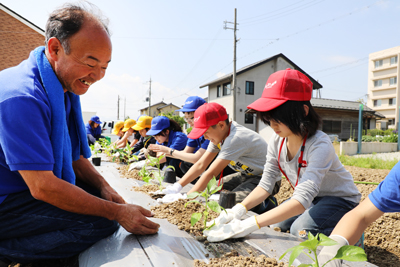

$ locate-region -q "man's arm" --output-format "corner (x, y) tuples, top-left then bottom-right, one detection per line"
(187, 157), (230, 194)
(330, 198), (384, 245)
(116, 131), (130, 148)
(177, 150), (218, 188)
(19, 170), (160, 234)
(72, 155), (125, 204)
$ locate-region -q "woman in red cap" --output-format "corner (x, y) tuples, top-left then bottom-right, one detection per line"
(204, 68), (361, 244)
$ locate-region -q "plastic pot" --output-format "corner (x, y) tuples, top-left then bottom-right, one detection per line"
(92, 157), (101, 166)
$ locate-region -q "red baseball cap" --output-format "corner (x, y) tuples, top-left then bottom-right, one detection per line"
(187, 102), (228, 139)
(247, 68), (313, 112)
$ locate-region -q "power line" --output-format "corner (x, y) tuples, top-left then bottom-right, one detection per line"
(309, 57), (368, 74)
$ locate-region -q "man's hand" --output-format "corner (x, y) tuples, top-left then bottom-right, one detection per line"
(100, 184), (126, 204)
(153, 182), (182, 195)
(148, 144), (169, 155)
(317, 235), (348, 267)
(206, 203), (247, 227)
(115, 204), (160, 235)
(157, 193), (187, 204)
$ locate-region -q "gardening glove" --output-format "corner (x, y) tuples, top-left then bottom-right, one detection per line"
(206, 203), (247, 228)
(153, 182), (182, 195)
(317, 235), (349, 267)
(128, 161), (146, 172)
(142, 148), (149, 157)
(204, 216), (260, 242)
(157, 193), (187, 203)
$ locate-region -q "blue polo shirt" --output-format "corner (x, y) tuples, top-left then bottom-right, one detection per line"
(369, 161), (400, 213)
(156, 130), (187, 150)
(85, 123), (102, 137)
(186, 136), (210, 153)
(0, 51), (65, 204)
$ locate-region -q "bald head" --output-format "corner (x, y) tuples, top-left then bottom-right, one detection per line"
(45, 2), (110, 54)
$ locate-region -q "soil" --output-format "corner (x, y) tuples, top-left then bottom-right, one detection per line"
(274, 165), (399, 267)
(194, 253), (288, 267)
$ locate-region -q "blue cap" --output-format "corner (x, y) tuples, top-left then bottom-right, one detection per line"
(90, 115), (102, 124)
(175, 96), (206, 112)
(146, 116), (170, 136)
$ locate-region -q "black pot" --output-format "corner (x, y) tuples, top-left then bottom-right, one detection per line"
(92, 157), (101, 166)
(163, 169), (176, 183)
(218, 190), (236, 209)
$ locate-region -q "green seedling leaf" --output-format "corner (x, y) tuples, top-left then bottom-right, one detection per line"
(190, 212), (202, 226)
(334, 246), (367, 262)
(165, 165), (175, 171)
(210, 184), (223, 195)
(204, 221), (215, 231)
(187, 192), (201, 199)
(207, 176), (217, 192)
(300, 237), (319, 252)
(207, 201), (222, 213)
(184, 199), (200, 207)
(318, 233), (338, 247)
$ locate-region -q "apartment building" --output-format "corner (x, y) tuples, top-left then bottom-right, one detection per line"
(368, 46), (400, 130)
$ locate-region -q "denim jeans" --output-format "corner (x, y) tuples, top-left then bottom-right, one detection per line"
(0, 180), (119, 263)
(270, 196), (358, 238)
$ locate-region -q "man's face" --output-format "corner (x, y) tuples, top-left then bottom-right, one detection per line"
(53, 20), (112, 95)
(184, 112), (195, 127)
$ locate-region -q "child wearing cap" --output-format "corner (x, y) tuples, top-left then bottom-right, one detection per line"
(157, 102), (278, 212)
(86, 115), (105, 145)
(149, 96), (211, 176)
(146, 116), (188, 178)
(116, 119), (140, 149)
(203, 68), (361, 243)
(130, 116), (156, 161)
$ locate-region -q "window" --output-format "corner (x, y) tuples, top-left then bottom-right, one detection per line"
(322, 120), (341, 134)
(217, 85), (222, 97)
(391, 56), (398, 65)
(389, 98), (396, 106)
(245, 81), (254, 95)
(388, 119), (396, 125)
(375, 60), (383, 68)
(245, 113), (254, 124)
(390, 77), (397, 85)
(223, 82), (231, 96)
(374, 80), (382, 87)
(374, 99), (382, 107)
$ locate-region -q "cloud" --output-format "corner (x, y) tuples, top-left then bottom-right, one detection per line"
(216, 72), (226, 78)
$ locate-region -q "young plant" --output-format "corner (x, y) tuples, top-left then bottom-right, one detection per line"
(146, 154), (175, 190)
(90, 142), (101, 157)
(279, 232), (367, 267)
(184, 176), (224, 230)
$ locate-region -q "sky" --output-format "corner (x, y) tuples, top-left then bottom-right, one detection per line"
(2, 0), (400, 121)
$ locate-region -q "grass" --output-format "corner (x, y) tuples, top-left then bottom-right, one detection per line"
(338, 154), (398, 170)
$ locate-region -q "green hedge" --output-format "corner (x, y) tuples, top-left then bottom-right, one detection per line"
(361, 134), (398, 143)
(366, 129), (396, 137)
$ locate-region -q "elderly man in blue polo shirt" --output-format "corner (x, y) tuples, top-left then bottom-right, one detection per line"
(0, 3), (159, 265)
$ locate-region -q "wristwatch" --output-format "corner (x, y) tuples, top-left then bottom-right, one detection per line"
(170, 149), (175, 156)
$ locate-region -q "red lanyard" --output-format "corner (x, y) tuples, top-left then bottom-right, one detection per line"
(217, 123), (232, 190)
(277, 134), (307, 191)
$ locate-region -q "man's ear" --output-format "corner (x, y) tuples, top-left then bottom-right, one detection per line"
(303, 104), (309, 116)
(46, 37), (63, 61)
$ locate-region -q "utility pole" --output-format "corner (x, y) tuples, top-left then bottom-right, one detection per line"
(124, 96), (126, 120)
(148, 77), (152, 116)
(117, 95), (120, 120)
(224, 8), (239, 121)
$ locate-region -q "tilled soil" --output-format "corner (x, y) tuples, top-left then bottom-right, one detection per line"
(274, 165), (399, 267)
(194, 253), (288, 267)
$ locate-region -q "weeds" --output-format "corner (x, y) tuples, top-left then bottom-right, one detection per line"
(338, 154), (397, 170)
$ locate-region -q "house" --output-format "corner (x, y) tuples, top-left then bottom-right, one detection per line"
(139, 101), (181, 117)
(311, 98), (385, 141)
(200, 53), (322, 132)
(368, 46), (400, 130)
(0, 3), (45, 71)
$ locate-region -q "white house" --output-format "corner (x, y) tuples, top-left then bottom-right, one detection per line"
(199, 53), (322, 142)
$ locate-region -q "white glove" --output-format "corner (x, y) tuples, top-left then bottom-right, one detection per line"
(153, 182), (182, 195)
(206, 203), (247, 228)
(317, 235), (348, 267)
(157, 193), (187, 203)
(204, 216), (260, 242)
(128, 161), (146, 172)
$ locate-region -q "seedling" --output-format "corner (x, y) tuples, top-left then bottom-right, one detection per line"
(279, 232), (367, 267)
(90, 142), (101, 157)
(185, 176), (224, 230)
(146, 154), (175, 190)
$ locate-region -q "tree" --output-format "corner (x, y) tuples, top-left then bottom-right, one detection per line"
(160, 111), (186, 128)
